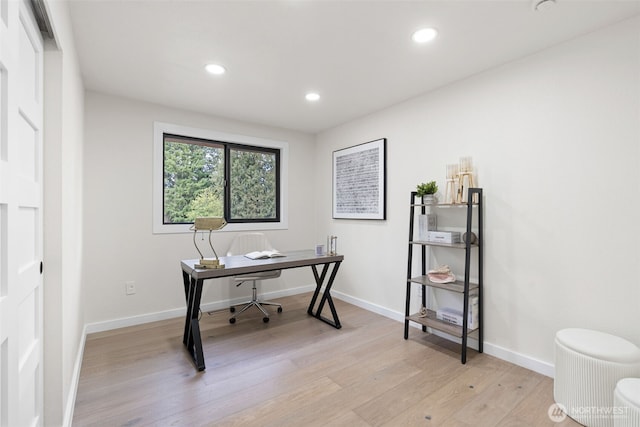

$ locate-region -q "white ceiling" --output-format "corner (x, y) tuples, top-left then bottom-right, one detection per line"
(67, 0), (640, 134)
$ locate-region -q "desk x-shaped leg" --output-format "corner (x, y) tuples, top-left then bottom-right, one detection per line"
(307, 261), (342, 329)
(182, 271), (206, 371)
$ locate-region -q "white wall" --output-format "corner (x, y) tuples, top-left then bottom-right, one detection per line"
(43, 1), (85, 425)
(82, 92), (317, 326)
(315, 16), (640, 372)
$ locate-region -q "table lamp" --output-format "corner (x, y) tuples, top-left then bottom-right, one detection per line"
(190, 217), (227, 269)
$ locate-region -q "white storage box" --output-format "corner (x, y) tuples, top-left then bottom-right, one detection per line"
(427, 230), (461, 244)
(436, 295), (479, 330)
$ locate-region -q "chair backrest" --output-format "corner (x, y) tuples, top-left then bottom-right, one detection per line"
(227, 232), (274, 256)
(227, 232), (281, 279)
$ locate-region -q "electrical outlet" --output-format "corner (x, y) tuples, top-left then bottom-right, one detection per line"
(125, 281), (136, 295)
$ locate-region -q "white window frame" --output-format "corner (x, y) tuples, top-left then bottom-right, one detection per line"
(153, 121), (289, 234)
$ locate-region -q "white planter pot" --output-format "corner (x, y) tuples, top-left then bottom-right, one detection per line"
(422, 194), (437, 205)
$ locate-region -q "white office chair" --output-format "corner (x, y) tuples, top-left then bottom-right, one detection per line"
(227, 232), (282, 324)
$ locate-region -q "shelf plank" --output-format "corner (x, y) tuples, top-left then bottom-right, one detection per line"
(410, 202), (479, 208)
(407, 310), (479, 338)
(410, 240), (477, 249)
(408, 276), (479, 293)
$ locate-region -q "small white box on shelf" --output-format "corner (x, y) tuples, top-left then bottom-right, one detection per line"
(436, 295), (479, 330)
(427, 230), (461, 244)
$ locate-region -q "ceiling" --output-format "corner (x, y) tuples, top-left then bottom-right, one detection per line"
(67, 0), (640, 134)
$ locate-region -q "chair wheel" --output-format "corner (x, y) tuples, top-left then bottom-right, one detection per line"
(230, 307), (235, 313)
(229, 317), (236, 324)
(263, 317), (269, 323)
(277, 307), (283, 313)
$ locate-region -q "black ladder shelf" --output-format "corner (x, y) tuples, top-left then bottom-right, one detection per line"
(403, 188), (483, 364)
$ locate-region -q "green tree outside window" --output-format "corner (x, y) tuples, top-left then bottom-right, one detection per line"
(163, 135), (279, 224)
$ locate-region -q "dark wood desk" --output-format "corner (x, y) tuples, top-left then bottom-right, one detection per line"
(180, 250), (344, 371)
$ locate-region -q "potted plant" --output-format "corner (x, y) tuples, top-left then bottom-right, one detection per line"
(416, 181), (438, 204)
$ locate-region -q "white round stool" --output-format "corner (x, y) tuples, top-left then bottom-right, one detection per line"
(614, 378), (640, 427)
(554, 328), (640, 427)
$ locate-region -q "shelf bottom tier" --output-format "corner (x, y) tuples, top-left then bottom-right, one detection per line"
(407, 309), (479, 338)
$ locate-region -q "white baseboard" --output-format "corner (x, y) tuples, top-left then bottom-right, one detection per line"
(63, 324), (87, 427)
(331, 290), (554, 378)
(85, 284), (315, 334)
(483, 342), (554, 378)
(332, 290), (405, 322)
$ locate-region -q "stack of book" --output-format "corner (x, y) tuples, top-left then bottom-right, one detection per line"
(426, 230), (461, 244)
(436, 294), (479, 330)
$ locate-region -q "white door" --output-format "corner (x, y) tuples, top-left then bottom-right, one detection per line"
(0, 0), (44, 426)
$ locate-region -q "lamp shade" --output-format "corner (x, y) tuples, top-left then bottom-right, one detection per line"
(192, 217), (226, 231)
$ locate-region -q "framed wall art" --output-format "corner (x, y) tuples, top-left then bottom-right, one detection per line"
(332, 138), (386, 220)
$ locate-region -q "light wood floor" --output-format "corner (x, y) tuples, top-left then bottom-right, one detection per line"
(73, 293), (581, 426)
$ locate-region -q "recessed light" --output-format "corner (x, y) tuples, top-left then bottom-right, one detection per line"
(532, 0), (556, 11)
(205, 63), (226, 75)
(412, 27), (438, 44)
(305, 92), (320, 102)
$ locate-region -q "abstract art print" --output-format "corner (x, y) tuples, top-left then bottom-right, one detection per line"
(332, 138), (386, 220)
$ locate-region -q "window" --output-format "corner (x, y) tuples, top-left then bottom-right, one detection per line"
(163, 135), (225, 223)
(153, 122), (288, 233)
(227, 145), (279, 222)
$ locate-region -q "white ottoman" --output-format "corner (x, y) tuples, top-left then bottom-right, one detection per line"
(554, 328), (640, 427)
(614, 378), (640, 427)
